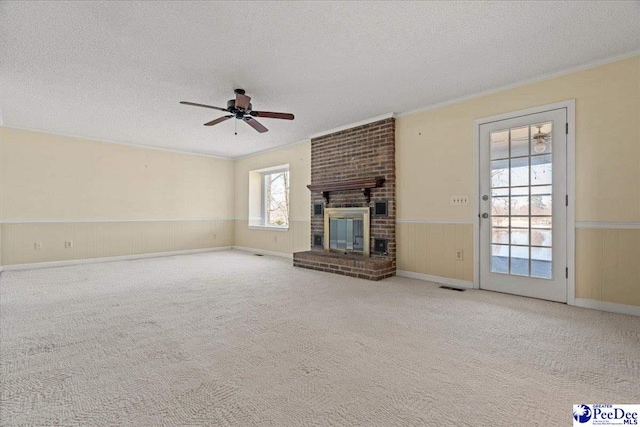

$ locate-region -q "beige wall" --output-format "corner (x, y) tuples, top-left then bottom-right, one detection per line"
(0, 127), (235, 265)
(233, 142), (311, 255)
(397, 223), (473, 282)
(1, 127), (235, 220)
(397, 55), (639, 223)
(396, 55), (640, 305)
(1, 220), (234, 266)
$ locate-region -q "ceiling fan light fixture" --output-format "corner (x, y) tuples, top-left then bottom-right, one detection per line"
(534, 140), (547, 153)
(532, 125), (549, 154)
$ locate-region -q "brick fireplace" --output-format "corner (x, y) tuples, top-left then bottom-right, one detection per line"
(293, 117), (396, 280)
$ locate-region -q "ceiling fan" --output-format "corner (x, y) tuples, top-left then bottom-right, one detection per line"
(180, 89), (294, 133)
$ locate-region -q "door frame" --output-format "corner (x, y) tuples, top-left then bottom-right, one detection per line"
(472, 100), (575, 305)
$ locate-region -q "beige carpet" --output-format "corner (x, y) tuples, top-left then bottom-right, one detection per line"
(1, 250), (638, 426)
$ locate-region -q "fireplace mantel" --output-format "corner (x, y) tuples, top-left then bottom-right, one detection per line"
(307, 177), (385, 204)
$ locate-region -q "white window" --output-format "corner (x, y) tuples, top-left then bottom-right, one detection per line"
(249, 164), (289, 229)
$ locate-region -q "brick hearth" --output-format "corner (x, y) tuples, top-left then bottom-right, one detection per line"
(293, 251), (395, 281)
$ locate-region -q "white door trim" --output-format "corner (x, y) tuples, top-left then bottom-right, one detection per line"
(566, 101), (576, 305)
(472, 100), (576, 305)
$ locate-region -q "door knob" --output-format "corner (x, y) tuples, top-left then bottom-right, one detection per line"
(482, 195), (489, 201)
(482, 213), (489, 218)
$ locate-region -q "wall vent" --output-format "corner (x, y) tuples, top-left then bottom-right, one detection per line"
(439, 285), (465, 292)
(373, 238), (388, 254)
(374, 201), (388, 216)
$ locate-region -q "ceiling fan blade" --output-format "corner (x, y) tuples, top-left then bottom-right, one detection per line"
(250, 111), (295, 120)
(244, 117), (268, 133)
(204, 115), (233, 126)
(180, 101), (228, 112)
(236, 93), (251, 110)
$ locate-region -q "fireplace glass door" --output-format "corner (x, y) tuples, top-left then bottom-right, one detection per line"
(329, 218), (364, 252)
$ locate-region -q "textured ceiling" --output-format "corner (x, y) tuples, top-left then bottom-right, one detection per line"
(1, 1), (639, 158)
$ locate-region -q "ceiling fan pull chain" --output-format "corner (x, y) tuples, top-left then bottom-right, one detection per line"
(235, 119), (237, 135)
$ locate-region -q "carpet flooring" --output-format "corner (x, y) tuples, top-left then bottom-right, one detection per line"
(1, 250), (639, 426)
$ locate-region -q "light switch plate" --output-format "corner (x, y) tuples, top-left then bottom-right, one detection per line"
(450, 195), (470, 205)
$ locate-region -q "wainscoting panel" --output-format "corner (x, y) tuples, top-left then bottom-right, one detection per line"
(575, 227), (640, 307)
(234, 219), (310, 255)
(397, 222), (473, 282)
(0, 219), (234, 266)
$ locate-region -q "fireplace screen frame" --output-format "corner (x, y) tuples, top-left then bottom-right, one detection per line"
(323, 207), (370, 257)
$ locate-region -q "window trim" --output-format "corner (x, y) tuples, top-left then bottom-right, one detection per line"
(249, 164), (290, 230)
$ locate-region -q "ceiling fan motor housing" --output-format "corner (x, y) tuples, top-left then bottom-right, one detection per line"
(227, 99), (253, 117)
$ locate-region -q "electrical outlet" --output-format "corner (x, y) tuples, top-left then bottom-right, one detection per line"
(65, 240), (73, 248)
(455, 249), (464, 261)
(34, 242), (42, 250)
(450, 195), (470, 205)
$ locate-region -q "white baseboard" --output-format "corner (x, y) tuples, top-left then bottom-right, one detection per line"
(396, 272), (639, 316)
(396, 270), (474, 289)
(0, 247), (232, 272)
(232, 246), (293, 260)
(574, 298), (640, 317)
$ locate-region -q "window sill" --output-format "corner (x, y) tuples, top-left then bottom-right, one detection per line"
(248, 225), (290, 231)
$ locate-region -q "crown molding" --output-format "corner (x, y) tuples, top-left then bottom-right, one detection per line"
(309, 113), (396, 139)
(397, 49), (640, 118)
(232, 138), (310, 160)
(1, 125), (232, 160)
(4, 50), (637, 159)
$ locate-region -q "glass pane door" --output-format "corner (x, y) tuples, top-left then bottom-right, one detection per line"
(489, 122), (554, 279)
(479, 107), (567, 303)
(329, 218), (365, 252)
